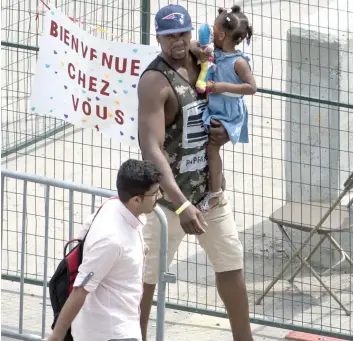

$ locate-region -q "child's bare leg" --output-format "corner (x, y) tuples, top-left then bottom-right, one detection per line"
(207, 141), (223, 193)
(198, 141), (227, 211)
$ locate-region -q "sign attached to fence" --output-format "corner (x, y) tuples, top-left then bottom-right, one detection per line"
(29, 4), (160, 146)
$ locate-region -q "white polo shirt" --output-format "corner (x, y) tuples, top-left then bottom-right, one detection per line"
(71, 198), (146, 341)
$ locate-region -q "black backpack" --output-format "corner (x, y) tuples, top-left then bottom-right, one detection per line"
(48, 197), (118, 340)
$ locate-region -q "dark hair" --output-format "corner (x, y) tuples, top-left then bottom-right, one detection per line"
(217, 5), (253, 45)
(116, 159), (162, 203)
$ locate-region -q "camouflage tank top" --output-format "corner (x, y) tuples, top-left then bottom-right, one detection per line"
(141, 55), (210, 210)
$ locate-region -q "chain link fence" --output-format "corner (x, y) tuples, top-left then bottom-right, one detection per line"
(2, 0), (353, 339)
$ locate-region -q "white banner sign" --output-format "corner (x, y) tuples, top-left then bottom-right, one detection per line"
(30, 4), (160, 146)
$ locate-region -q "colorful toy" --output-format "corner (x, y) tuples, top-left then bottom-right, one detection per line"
(195, 24), (215, 94)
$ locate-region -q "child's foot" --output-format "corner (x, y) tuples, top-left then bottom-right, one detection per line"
(197, 190), (227, 212)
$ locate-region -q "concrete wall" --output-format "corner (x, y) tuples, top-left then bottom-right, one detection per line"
(285, 27), (341, 204)
(284, 27), (352, 269)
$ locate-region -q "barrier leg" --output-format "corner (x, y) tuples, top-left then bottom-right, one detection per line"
(154, 205), (176, 341)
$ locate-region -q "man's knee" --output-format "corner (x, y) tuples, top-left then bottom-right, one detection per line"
(216, 268), (243, 276)
(215, 269), (245, 283)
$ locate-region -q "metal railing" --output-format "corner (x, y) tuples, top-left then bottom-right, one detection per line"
(1, 169), (172, 341)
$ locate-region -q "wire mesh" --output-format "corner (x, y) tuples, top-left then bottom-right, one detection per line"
(1, 0), (352, 339)
(2, 175), (107, 338)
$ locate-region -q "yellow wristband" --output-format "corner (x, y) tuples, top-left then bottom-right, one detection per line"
(175, 201), (191, 215)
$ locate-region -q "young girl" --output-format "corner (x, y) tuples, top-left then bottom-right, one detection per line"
(194, 5), (257, 211)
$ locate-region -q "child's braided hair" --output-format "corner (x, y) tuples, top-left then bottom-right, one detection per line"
(217, 5), (253, 45)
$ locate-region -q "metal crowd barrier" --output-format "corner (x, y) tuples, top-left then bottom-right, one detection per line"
(1, 168), (173, 341)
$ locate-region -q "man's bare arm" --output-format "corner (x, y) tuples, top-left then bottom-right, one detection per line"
(47, 287), (88, 341)
(138, 71), (187, 209)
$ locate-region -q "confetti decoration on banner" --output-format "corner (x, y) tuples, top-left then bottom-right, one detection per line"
(96, 26), (109, 34)
(68, 17), (86, 25)
(30, 2), (161, 147)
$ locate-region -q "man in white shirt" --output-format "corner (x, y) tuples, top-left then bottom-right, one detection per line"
(47, 159), (162, 341)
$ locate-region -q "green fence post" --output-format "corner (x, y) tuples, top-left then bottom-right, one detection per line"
(140, 0), (150, 45)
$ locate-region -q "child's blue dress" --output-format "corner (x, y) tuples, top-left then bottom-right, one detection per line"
(202, 49), (250, 144)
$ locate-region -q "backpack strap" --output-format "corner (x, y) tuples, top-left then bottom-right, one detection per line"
(81, 196), (119, 243)
(64, 196), (119, 256)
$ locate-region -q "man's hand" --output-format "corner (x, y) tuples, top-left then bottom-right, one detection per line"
(209, 119), (229, 146)
(190, 40), (213, 62)
(179, 204), (207, 235)
(210, 82), (227, 94)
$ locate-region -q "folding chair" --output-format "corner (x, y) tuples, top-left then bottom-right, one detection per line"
(255, 172), (353, 316)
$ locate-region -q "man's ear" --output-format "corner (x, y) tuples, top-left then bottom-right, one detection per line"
(156, 35), (160, 45)
(130, 195), (142, 206)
